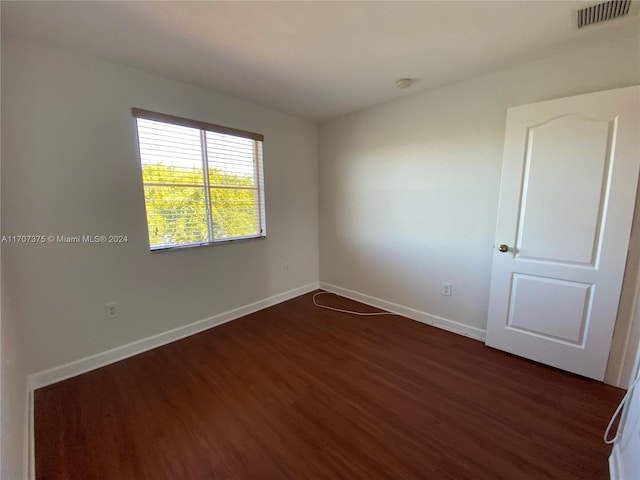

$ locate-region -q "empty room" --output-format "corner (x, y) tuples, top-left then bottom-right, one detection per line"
(2, 1), (640, 479)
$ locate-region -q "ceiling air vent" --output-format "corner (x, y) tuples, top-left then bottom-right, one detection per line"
(577, 0), (631, 28)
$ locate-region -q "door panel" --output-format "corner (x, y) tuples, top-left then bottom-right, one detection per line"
(516, 116), (613, 265)
(486, 86), (640, 381)
(507, 274), (592, 345)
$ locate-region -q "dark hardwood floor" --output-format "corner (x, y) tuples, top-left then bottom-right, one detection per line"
(35, 291), (623, 480)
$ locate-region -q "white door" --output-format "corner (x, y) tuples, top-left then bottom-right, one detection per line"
(485, 86), (640, 381)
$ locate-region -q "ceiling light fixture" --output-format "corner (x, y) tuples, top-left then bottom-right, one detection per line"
(395, 78), (414, 90)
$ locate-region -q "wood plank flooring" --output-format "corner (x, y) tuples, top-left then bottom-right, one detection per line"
(35, 291), (624, 480)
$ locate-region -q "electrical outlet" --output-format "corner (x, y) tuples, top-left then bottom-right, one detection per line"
(284, 263), (290, 273)
(442, 282), (453, 296)
(104, 302), (118, 319)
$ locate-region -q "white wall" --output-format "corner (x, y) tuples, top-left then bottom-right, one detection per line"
(319, 32), (640, 381)
(1, 274), (28, 480)
(609, 291), (640, 479)
(609, 333), (640, 479)
(1, 37), (319, 376)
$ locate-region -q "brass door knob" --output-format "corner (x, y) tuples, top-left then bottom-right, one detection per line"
(498, 244), (509, 253)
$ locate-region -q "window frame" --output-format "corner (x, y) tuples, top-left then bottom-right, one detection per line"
(132, 108), (266, 252)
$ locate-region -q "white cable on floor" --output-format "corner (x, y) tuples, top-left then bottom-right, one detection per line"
(312, 292), (399, 316)
(604, 372), (640, 444)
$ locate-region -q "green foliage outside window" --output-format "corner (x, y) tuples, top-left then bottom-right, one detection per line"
(142, 163), (259, 248)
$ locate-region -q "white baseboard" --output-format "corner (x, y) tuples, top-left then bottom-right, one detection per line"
(27, 282), (319, 391)
(319, 282), (486, 342)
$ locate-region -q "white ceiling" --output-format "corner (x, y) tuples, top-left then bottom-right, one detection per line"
(2, 1), (639, 121)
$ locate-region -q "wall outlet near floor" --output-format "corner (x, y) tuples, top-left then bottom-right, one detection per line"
(442, 282), (453, 296)
(284, 263), (290, 273)
(104, 302), (118, 319)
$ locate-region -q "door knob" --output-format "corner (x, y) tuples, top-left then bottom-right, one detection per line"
(498, 244), (509, 253)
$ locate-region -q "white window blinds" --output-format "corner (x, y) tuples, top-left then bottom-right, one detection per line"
(132, 109), (266, 250)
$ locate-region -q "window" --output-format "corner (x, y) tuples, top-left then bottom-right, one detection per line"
(132, 109), (266, 250)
